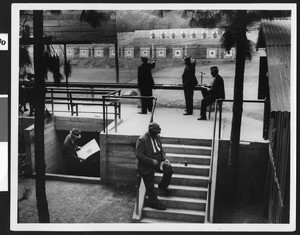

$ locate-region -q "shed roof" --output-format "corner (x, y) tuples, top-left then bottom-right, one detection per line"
(257, 18), (291, 112)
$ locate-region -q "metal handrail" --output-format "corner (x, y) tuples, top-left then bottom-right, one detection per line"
(206, 99), (222, 223)
(102, 94), (157, 133)
(206, 98), (269, 223)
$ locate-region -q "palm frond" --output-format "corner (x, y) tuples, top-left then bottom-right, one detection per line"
(189, 17), (199, 28)
(19, 47), (32, 68)
(152, 10), (172, 18)
(79, 10), (110, 28)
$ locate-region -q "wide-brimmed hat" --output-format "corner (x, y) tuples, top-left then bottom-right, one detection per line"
(149, 122), (161, 133)
(70, 128), (81, 138)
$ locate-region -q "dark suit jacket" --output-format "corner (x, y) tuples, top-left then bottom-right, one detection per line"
(210, 74), (225, 99)
(138, 62), (155, 91)
(136, 132), (166, 175)
(62, 134), (80, 161)
(182, 62), (198, 89)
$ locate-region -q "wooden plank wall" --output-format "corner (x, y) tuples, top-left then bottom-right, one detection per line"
(24, 116), (112, 175)
(54, 116), (106, 132)
(44, 121), (66, 173)
(100, 133), (139, 185)
(24, 125), (35, 173)
(24, 120), (67, 174)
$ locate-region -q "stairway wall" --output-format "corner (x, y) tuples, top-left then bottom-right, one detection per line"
(100, 134), (139, 185)
(213, 140), (269, 222)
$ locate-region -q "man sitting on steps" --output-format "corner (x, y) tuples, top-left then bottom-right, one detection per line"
(135, 122), (173, 210)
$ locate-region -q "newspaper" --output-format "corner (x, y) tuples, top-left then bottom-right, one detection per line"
(76, 139), (100, 160)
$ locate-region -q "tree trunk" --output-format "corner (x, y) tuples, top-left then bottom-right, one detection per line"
(227, 35), (247, 204)
(33, 10), (50, 223)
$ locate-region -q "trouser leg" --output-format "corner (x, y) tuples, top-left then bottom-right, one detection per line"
(142, 172), (158, 203)
(159, 164), (173, 188)
(140, 90), (147, 113)
(146, 89), (153, 112)
(201, 95), (214, 118)
(140, 89), (152, 113)
(200, 98), (208, 118)
(186, 89), (194, 114)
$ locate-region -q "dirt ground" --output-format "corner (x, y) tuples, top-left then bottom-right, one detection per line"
(18, 177), (137, 223)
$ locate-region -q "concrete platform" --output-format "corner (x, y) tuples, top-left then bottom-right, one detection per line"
(43, 103), (267, 143)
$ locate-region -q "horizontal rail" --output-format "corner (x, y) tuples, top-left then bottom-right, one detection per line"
(220, 99), (267, 103)
(21, 81), (208, 90)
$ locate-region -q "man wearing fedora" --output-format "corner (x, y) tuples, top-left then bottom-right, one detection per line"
(198, 66), (225, 120)
(62, 128), (84, 175)
(137, 56), (156, 114)
(136, 122), (173, 210)
(182, 57), (198, 115)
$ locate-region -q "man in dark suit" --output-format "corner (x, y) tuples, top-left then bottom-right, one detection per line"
(138, 56), (156, 114)
(182, 57), (198, 115)
(198, 66), (225, 120)
(136, 122), (173, 210)
(62, 128), (83, 175)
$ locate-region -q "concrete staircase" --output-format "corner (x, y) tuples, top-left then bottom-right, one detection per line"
(139, 138), (212, 223)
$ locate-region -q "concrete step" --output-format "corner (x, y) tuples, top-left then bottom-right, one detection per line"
(161, 137), (212, 147)
(171, 163), (210, 176)
(143, 207), (205, 223)
(163, 144), (211, 156)
(155, 184), (208, 199)
(155, 173), (209, 187)
(139, 217), (191, 223)
(166, 153), (211, 166)
(156, 195), (207, 211)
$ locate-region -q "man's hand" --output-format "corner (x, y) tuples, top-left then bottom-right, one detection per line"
(153, 159), (159, 166)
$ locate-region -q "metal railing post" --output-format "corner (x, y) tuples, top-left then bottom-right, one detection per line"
(218, 99), (223, 139)
(103, 96), (106, 133)
(114, 101), (118, 132)
(150, 98), (157, 123)
(51, 88), (54, 115)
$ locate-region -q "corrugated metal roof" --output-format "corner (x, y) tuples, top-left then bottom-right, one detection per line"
(258, 18), (291, 112)
(260, 18), (291, 46)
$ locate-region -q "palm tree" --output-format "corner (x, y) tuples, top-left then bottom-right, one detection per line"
(33, 10), (50, 222)
(220, 10), (256, 202)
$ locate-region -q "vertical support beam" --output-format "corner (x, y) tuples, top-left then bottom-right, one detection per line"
(102, 96), (106, 133)
(100, 133), (108, 184)
(64, 44), (71, 112)
(218, 100), (223, 139)
(115, 42), (119, 83)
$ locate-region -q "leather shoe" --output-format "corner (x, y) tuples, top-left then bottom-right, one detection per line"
(138, 112), (147, 114)
(149, 202), (166, 210)
(197, 116), (207, 120)
(183, 112), (193, 115)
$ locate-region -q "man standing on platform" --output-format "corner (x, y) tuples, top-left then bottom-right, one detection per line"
(137, 56), (156, 114)
(136, 122), (173, 210)
(198, 66), (225, 120)
(182, 57), (198, 115)
(62, 128), (84, 175)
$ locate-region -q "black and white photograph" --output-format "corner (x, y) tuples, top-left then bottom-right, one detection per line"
(3, 1), (297, 233)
